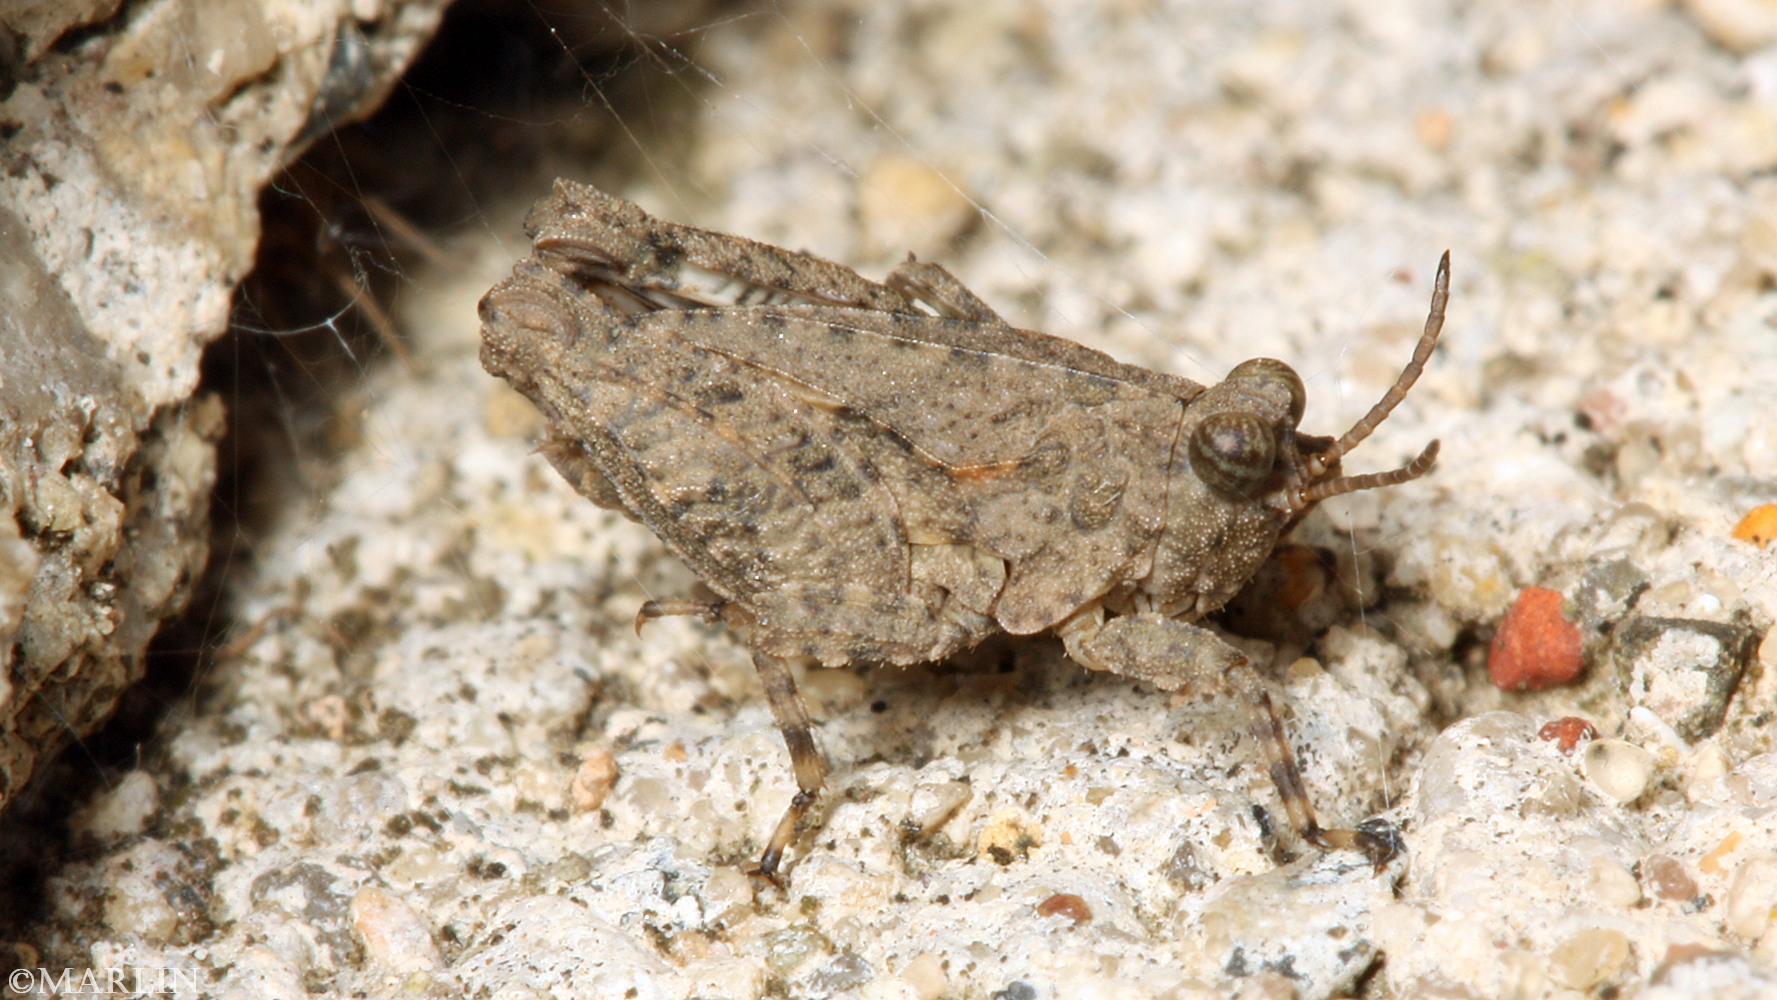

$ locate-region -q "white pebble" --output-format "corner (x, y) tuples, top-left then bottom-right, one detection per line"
(1582, 739), (1656, 804)
(1587, 855), (1643, 909)
(907, 778), (972, 838)
(76, 770), (160, 841)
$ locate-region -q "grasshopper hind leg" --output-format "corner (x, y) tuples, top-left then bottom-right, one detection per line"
(749, 652), (829, 885)
(636, 604), (827, 884)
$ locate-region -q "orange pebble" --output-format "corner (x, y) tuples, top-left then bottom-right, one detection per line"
(1731, 504), (1777, 546)
(1489, 586), (1584, 691)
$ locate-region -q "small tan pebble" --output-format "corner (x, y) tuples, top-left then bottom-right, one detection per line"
(100, 841), (194, 943)
(1538, 716), (1597, 754)
(1680, 0), (1777, 55)
(351, 887), (442, 972)
(1548, 927), (1631, 989)
(1578, 387), (1629, 433)
(760, 924), (829, 976)
(1685, 744), (1731, 795)
(1699, 831), (1744, 875)
(1727, 856), (1777, 939)
(1425, 533), (1513, 620)
(1036, 892), (1092, 924)
(665, 929), (715, 962)
(900, 953), (948, 1000)
(1284, 656), (1325, 681)
(977, 808), (1041, 865)
(858, 154), (975, 256)
(1582, 739), (1655, 804)
(663, 741), (688, 763)
(1641, 853), (1699, 902)
(571, 747), (620, 812)
(1415, 107), (1454, 150)
(103, 881), (179, 942)
(699, 866), (756, 923)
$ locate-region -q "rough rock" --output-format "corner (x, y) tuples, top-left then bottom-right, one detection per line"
(0, 0), (450, 807)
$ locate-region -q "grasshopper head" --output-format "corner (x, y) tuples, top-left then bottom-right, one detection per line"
(1145, 253), (1449, 617)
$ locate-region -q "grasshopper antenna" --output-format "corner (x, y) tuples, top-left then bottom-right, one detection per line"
(1294, 251), (1448, 509)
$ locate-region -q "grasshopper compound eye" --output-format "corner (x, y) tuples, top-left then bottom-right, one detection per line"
(1190, 410), (1278, 498)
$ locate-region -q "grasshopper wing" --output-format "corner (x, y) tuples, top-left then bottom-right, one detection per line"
(482, 191), (1202, 656)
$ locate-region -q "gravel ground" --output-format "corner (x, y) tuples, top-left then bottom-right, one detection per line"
(14, 1), (1777, 998)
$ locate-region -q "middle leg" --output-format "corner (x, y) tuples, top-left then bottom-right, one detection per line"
(749, 651), (830, 885)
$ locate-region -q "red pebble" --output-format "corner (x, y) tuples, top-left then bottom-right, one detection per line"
(1489, 586), (1584, 691)
(1538, 716), (1596, 754)
(1036, 893), (1092, 924)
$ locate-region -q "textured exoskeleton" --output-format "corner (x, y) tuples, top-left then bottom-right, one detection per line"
(480, 180), (1447, 881)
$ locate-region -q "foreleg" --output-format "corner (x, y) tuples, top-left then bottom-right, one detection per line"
(1062, 612), (1399, 867)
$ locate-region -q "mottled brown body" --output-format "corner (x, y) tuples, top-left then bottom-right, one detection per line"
(480, 180), (1447, 882)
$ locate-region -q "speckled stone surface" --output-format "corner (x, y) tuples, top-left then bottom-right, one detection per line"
(14, 1), (1777, 998)
(0, 0), (448, 816)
